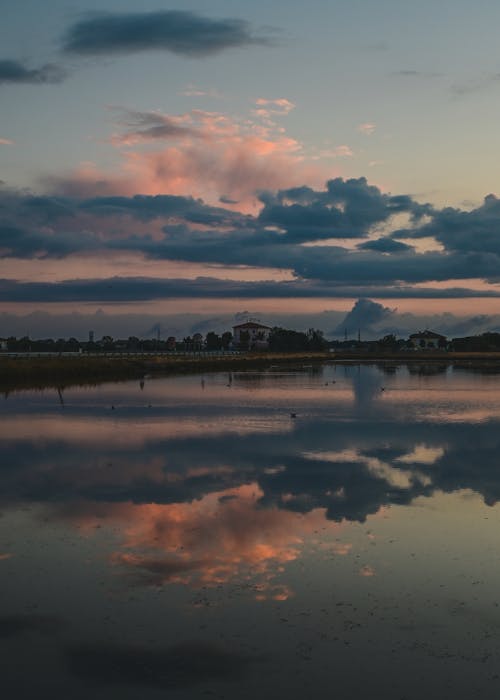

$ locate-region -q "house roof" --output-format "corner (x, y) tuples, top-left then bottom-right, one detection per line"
(409, 330), (447, 340)
(233, 322), (271, 330)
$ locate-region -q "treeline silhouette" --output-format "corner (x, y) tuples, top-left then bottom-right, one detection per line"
(4, 330), (500, 354)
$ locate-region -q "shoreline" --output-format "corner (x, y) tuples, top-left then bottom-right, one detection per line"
(2, 350), (500, 391)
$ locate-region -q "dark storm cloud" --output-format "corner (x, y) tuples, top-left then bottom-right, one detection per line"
(0, 277), (342, 302)
(5, 277), (500, 304)
(66, 641), (257, 689)
(62, 10), (273, 57)
(0, 60), (66, 85)
(0, 190), (245, 227)
(393, 194), (500, 261)
(139, 230), (500, 286)
(80, 194), (246, 226)
(4, 179), (500, 292)
(0, 191), (248, 259)
(358, 237), (414, 253)
(0, 224), (96, 258)
(333, 298), (395, 336)
(257, 177), (430, 242)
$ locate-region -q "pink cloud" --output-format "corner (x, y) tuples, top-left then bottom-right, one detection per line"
(0, 137), (14, 145)
(42, 161), (140, 199)
(358, 122), (376, 135)
(255, 97), (295, 111)
(312, 144), (353, 160)
(43, 107), (331, 212)
(253, 97), (295, 119)
(50, 483), (336, 596)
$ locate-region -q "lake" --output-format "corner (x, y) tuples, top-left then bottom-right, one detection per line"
(2, 363), (500, 698)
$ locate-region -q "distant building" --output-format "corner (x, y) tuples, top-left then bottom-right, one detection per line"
(89, 330), (94, 343)
(232, 321), (271, 349)
(408, 330), (447, 350)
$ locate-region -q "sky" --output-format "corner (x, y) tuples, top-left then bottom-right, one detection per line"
(3, 0), (500, 339)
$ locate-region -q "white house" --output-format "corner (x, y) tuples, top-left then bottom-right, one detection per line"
(408, 330), (447, 350)
(232, 321), (271, 349)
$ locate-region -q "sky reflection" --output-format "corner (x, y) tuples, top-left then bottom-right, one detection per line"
(3, 365), (500, 698)
(3, 366), (500, 523)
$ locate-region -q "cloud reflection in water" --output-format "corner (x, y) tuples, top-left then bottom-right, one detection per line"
(3, 366), (500, 595)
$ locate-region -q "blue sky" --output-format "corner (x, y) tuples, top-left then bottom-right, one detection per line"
(2, 1), (500, 337)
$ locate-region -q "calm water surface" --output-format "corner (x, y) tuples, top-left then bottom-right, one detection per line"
(2, 364), (500, 698)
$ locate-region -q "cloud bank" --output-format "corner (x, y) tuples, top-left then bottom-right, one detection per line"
(62, 10), (273, 57)
(3, 179), (500, 293)
(0, 10), (273, 95)
(0, 60), (65, 85)
(333, 299), (395, 336)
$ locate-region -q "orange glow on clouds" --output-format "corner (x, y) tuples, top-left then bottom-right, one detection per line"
(113, 483), (318, 588)
(56, 483), (343, 598)
(45, 107), (333, 213)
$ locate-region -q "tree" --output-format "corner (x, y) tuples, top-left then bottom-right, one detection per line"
(127, 336), (140, 350)
(269, 327), (309, 352)
(221, 332), (233, 349)
(307, 328), (327, 351)
(205, 332), (221, 350)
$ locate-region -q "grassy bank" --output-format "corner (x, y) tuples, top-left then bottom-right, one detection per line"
(3, 350), (500, 391)
(0, 352), (331, 391)
(0, 356), (144, 392)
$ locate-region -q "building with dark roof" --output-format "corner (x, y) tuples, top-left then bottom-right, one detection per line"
(232, 321), (271, 349)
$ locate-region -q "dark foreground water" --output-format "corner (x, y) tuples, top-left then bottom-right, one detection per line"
(2, 363), (500, 699)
